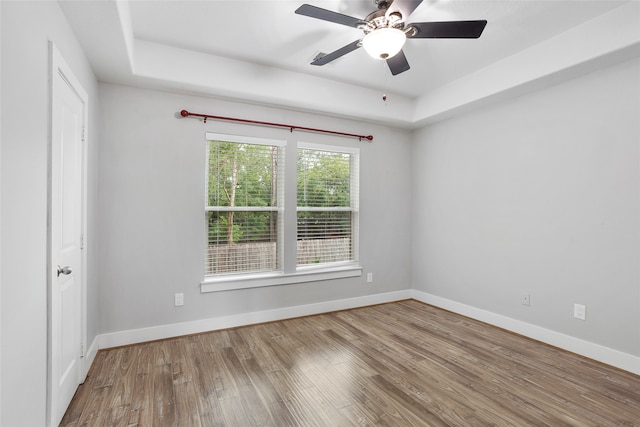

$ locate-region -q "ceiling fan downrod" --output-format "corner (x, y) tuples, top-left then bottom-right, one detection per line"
(374, 0), (392, 9)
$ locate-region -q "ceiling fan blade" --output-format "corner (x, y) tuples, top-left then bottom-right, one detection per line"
(295, 4), (363, 28)
(386, 0), (423, 19)
(386, 49), (410, 75)
(311, 40), (361, 66)
(408, 20), (487, 38)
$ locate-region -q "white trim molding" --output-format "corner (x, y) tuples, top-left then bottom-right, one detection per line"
(98, 290), (412, 349)
(94, 289), (639, 376)
(411, 290), (640, 376)
(81, 336), (99, 380)
(201, 265), (362, 293)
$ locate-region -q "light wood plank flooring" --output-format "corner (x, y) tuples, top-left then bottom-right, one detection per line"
(61, 300), (640, 426)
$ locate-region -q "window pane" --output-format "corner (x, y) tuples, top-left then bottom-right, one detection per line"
(297, 149), (351, 208)
(206, 211), (278, 274)
(208, 141), (278, 208)
(206, 139), (282, 275)
(297, 211), (352, 265)
(297, 147), (357, 267)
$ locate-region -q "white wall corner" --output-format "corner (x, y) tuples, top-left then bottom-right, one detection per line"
(114, 0), (136, 72)
(411, 290), (640, 376)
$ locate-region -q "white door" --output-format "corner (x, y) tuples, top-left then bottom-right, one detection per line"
(49, 43), (88, 427)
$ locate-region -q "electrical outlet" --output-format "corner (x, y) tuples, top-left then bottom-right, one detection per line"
(574, 303), (586, 320)
(521, 292), (530, 306)
(174, 293), (184, 307)
(367, 273), (373, 283)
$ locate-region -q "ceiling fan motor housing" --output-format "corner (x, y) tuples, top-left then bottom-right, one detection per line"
(361, 2), (406, 35)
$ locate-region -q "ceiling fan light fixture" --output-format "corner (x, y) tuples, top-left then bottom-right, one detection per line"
(362, 27), (406, 60)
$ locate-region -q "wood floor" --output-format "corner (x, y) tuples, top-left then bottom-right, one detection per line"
(61, 300), (640, 426)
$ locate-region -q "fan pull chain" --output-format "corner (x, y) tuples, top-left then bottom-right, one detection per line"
(382, 60), (390, 105)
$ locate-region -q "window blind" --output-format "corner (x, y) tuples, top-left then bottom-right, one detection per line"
(205, 136), (284, 275)
(297, 146), (359, 266)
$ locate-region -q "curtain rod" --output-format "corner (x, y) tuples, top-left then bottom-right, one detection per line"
(180, 110), (373, 142)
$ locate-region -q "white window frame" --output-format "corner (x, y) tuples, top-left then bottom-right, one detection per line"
(201, 135), (361, 293)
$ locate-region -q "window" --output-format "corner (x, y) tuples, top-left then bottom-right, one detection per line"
(297, 144), (359, 267)
(204, 133), (360, 290)
(205, 134), (285, 276)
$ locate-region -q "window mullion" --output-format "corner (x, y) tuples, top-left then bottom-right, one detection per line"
(282, 139), (298, 274)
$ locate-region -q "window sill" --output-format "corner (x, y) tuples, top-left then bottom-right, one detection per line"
(200, 264), (363, 293)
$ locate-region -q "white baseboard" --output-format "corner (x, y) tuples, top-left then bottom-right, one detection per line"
(94, 288), (639, 375)
(81, 335), (99, 380)
(98, 289), (413, 349)
(411, 290), (640, 375)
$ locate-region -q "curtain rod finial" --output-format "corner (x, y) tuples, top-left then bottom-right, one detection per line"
(180, 110), (190, 117)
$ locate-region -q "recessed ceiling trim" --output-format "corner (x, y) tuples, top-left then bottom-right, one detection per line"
(412, 2), (640, 127)
(60, 0), (639, 129)
(133, 39), (416, 127)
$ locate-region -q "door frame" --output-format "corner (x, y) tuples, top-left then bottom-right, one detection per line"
(47, 41), (89, 427)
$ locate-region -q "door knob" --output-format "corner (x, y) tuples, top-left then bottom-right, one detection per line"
(57, 265), (72, 277)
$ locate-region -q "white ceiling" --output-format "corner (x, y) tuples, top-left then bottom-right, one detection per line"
(61, 0), (640, 128)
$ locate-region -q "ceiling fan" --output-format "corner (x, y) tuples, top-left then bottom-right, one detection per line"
(295, 0), (487, 76)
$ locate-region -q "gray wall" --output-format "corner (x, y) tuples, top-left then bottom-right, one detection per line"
(1, 2), (636, 424)
(98, 83), (413, 334)
(0, 1), (100, 425)
(412, 57), (640, 357)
